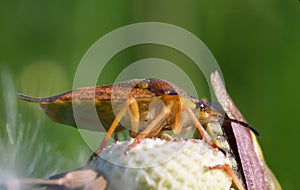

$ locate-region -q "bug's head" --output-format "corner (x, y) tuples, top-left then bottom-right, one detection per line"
(196, 99), (260, 136)
(197, 100), (224, 124)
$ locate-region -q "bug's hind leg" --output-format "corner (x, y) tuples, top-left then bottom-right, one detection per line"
(86, 99), (131, 165)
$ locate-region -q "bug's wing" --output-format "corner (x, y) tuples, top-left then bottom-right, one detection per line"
(17, 81), (157, 132)
(17, 92), (95, 130)
(210, 71), (282, 190)
(17, 87), (114, 131)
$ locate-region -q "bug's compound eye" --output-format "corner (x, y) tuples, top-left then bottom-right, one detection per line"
(200, 103), (205, 110)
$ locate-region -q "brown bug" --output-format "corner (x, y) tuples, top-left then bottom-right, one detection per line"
(18, 77), (261, 189)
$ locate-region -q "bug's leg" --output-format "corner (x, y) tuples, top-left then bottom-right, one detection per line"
(156, 131), (174, 141)
(171, 100), (183, 135)
(183, 104), (221, 151)
(86, 100), (129, 165)
(128, 97), (140, 138)
(145, 122), (165, 137)
(209, 164), (244, 190)
(128, 103), (172, 149)
(114, 132), (119, 141)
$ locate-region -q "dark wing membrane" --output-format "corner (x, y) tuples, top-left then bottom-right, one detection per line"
(17, 92), (72, 102)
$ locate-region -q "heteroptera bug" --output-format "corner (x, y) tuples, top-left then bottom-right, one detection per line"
(18, 77), (259, 189)
(18, 79), (256, 156)
(210, 71), (282, 190)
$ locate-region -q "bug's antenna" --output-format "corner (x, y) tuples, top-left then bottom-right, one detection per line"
(222, 116), (260, 136)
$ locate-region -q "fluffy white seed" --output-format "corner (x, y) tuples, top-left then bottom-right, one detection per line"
(91, 139), (233, 190)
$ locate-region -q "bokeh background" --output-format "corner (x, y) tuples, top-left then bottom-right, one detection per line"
(0, 1), (299, 189)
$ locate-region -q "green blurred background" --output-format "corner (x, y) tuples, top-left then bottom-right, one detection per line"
(0, 1), (299, 189)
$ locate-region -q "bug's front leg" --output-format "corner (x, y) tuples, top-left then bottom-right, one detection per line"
(183, 104), (224, 152)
